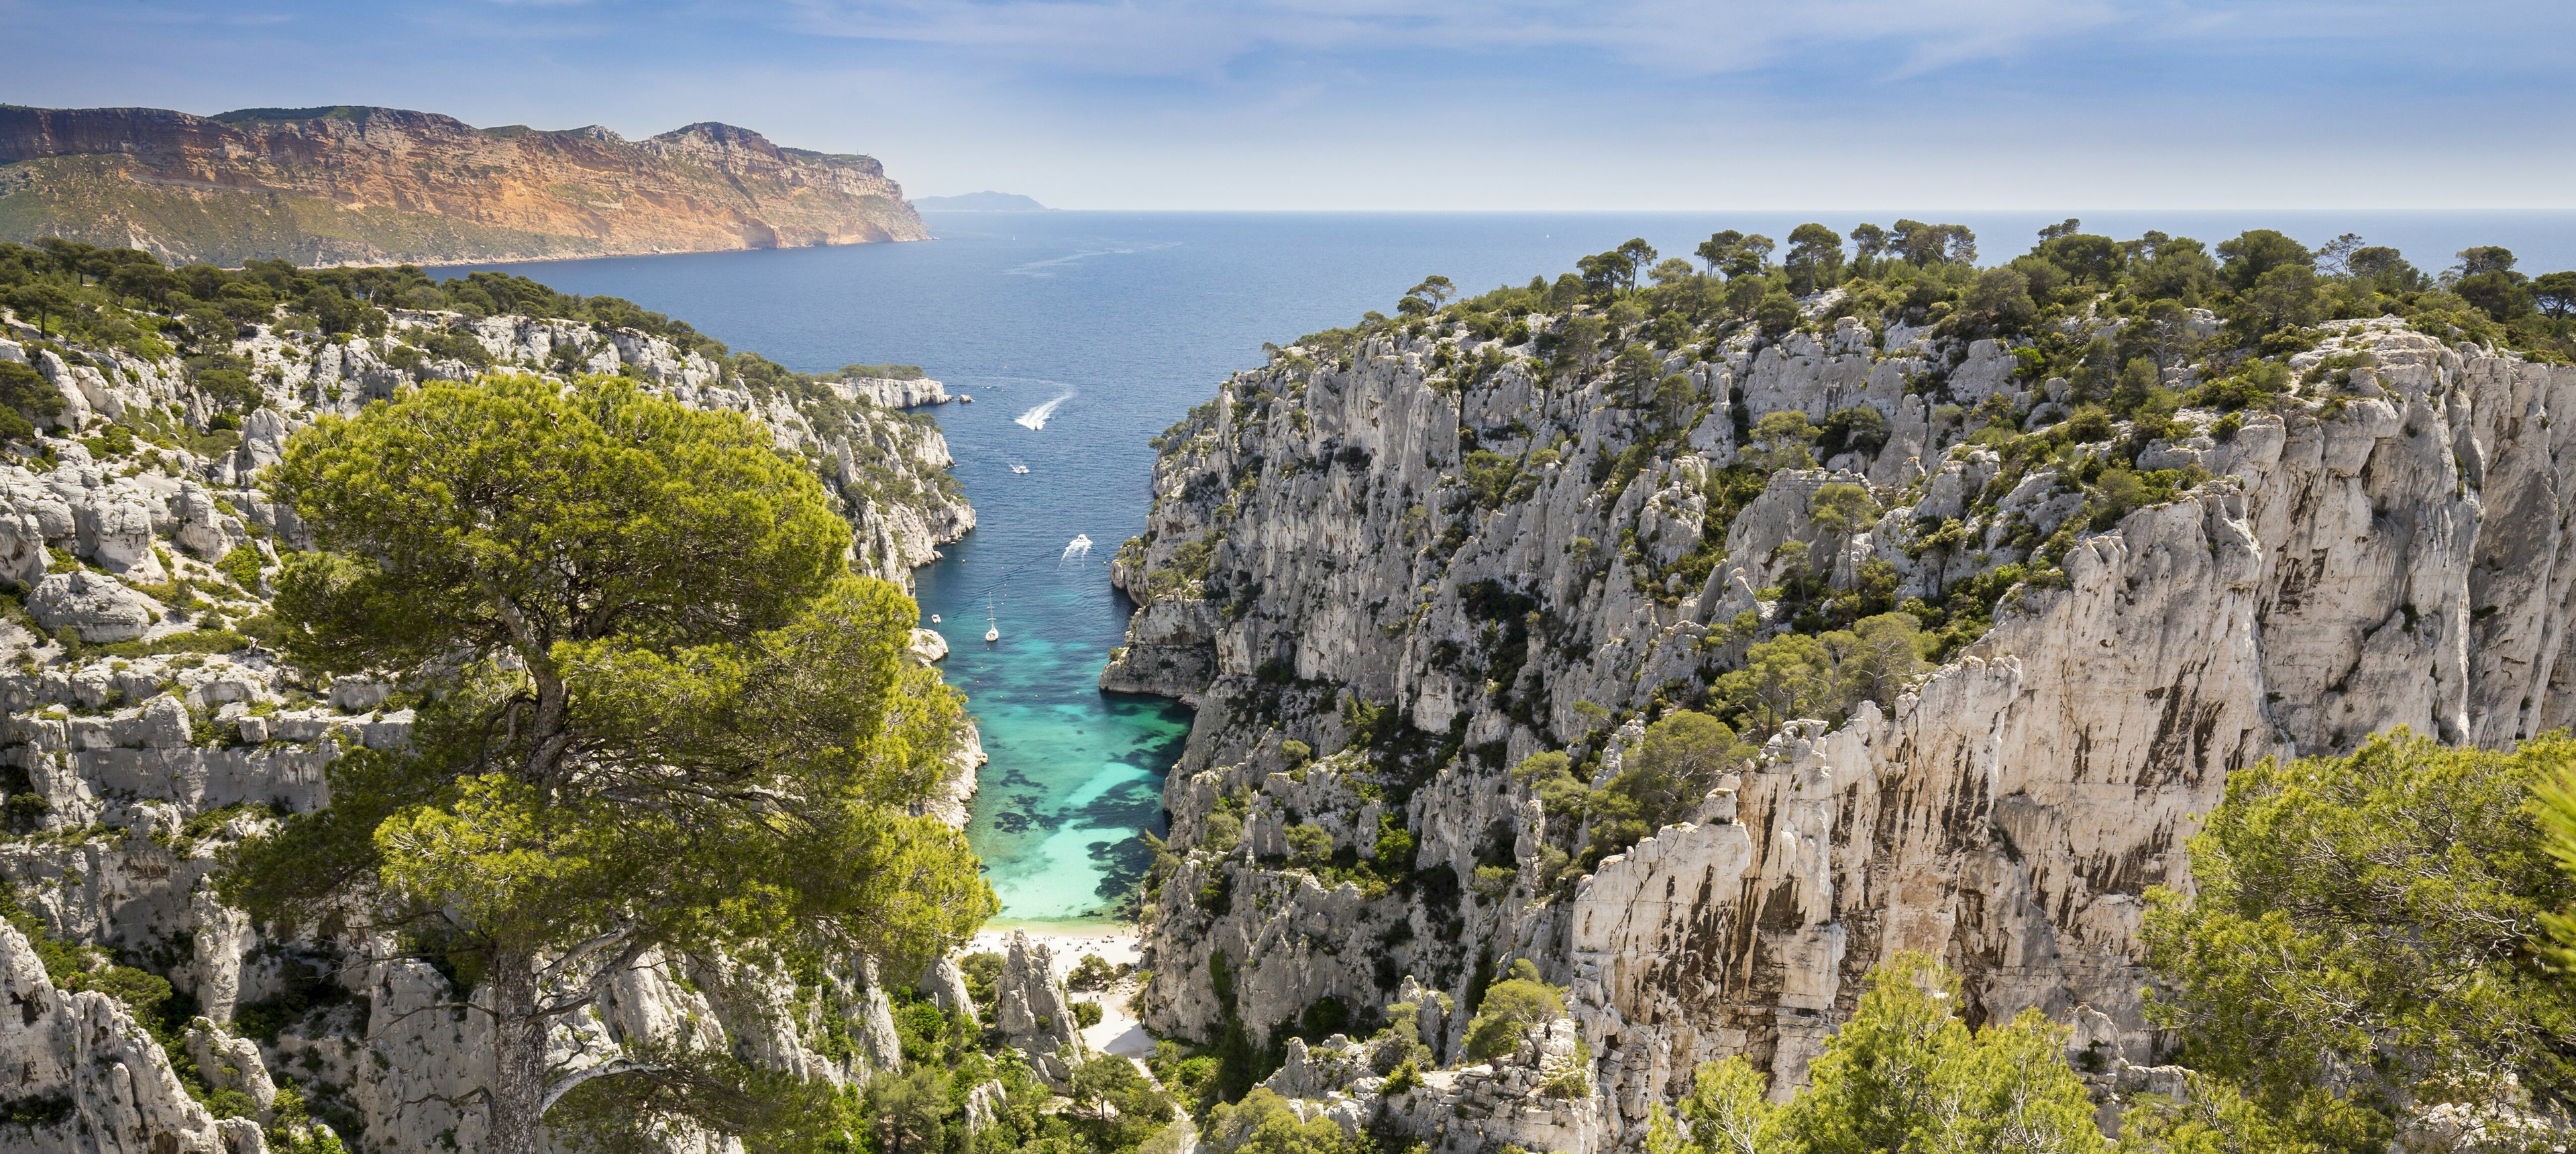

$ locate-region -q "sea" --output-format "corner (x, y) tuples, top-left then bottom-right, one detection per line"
(434, 209), (2576, 925)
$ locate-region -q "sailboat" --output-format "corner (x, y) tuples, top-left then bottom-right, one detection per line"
(985, 596), (1000, 643)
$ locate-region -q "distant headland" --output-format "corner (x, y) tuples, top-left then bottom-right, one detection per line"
(0, 104), (929, 267)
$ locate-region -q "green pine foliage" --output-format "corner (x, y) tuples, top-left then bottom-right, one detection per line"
(2142, 729), (2576, 1149)
(217, 374), (994, 1151)
(1462, 959), (1566, 1061)
(1201, 1087), (1364, 1154)
(0, 239), (936, 448)
(1646, 953), (2107, 1154)
(2542, 761), (2576, 970)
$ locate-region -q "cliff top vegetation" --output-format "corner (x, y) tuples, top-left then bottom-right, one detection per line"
(0, 237), (927, 443)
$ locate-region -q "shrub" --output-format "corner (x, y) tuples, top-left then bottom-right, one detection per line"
(1068, 953), (1118, 991)
(1652, 953), (2110, 1154)
(1964, 266), (2035, 329)
(93, 629), (249, 660)
(0, 1092), (73, 1125)
(2144, 729), (2576, 1141)
(1371, 815), (1416, 872)
(1204, 1088), (1354, 1153)
(1071, 1000), (1104, 1029)
(1200, 810), (1243, 853)
(1462, 960), (1564, 1061)
(2192, 360), (2291, 412)
(1583, 711), (1750, 865)
(1512, 751), (1589, 818)
(195, 368), (260, 413)
(216, 544), (266, 590)
(958, 951), (1004, 1007)
(1742, 411), (1819, 471)
(835, 362), (925, 380)
(1816, 405), (1888, 458)
(1754, 294), (1801, 335)
(2061, 405), (2114, 443)
(1807, 483), (1877, 536)
(1284, 823), (1332, 868)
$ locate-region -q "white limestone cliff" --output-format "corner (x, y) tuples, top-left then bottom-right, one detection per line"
(0, 309), (977, 1150)
(3, 311), (971, 588)
(1109, 309), (2576, 1149)
(0, 920), (251, 1153)
(835, 374), (953, 409)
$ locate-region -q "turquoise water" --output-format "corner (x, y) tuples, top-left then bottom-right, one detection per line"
(436, 209), (2576, 920)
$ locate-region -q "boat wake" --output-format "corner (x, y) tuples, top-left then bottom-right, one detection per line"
(1004, 240), (1180, 278)
(1015, 386), (1074, 430)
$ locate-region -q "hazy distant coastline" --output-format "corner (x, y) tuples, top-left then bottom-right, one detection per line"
(0, 105), (929, 266)
(913, 191), (1051, 212)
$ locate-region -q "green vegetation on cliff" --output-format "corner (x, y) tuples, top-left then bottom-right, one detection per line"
(0, 236), (729, 364)
(1650, 953), (2107, 1154)
(2143, 730), (2576, 1149)
(0, 238), (949, 464)
(1148, 218), (2576, 866)
(1646, 731), (2576, 1154)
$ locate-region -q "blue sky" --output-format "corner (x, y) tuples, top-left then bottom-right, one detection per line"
(3, 0), (2570, 209)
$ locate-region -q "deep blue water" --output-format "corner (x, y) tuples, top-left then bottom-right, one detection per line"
(434, 209), (2576, 921)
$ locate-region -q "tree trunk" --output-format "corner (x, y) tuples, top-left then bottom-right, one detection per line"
(488, 948), (550, 1154)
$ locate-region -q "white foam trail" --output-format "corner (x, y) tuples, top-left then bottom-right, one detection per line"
(1005, 248), (1122, 276)
(1063, 534), (1093, 561)
(1015, 386), (1074, 430)
(1002, 240), (1181, 278)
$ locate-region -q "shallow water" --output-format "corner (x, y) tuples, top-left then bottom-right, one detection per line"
(437, 208), (2576, 921)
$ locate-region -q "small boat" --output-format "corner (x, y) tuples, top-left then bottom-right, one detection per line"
(1011, 464), (1030, 474)
(984, 596), (1000, 643)
(930, 614), (941, 623)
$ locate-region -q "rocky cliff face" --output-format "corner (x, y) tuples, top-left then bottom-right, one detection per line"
(0, 105), (929, 266)
(0, 308), (972, 1149)
(837, 374), (954, 409)
(1108, 305), (2576, 1150)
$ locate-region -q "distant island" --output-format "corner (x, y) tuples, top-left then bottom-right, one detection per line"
(0, 105), (929, 266)
(910, 191), (1051, 212)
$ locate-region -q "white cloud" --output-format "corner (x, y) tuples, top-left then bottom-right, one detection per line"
(770, 0), (2143, 80)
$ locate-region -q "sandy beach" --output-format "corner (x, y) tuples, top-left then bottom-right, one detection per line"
(969, 922), (1155, 1058)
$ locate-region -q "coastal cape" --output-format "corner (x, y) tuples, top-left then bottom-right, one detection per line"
(0, 105), (929, 266)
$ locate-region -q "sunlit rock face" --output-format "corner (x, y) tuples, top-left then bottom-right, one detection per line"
(0, 105), (930, 266)
(1111, 309), (2576, 1147)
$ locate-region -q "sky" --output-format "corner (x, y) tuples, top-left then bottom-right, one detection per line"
(2, 1), (2571, 210)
